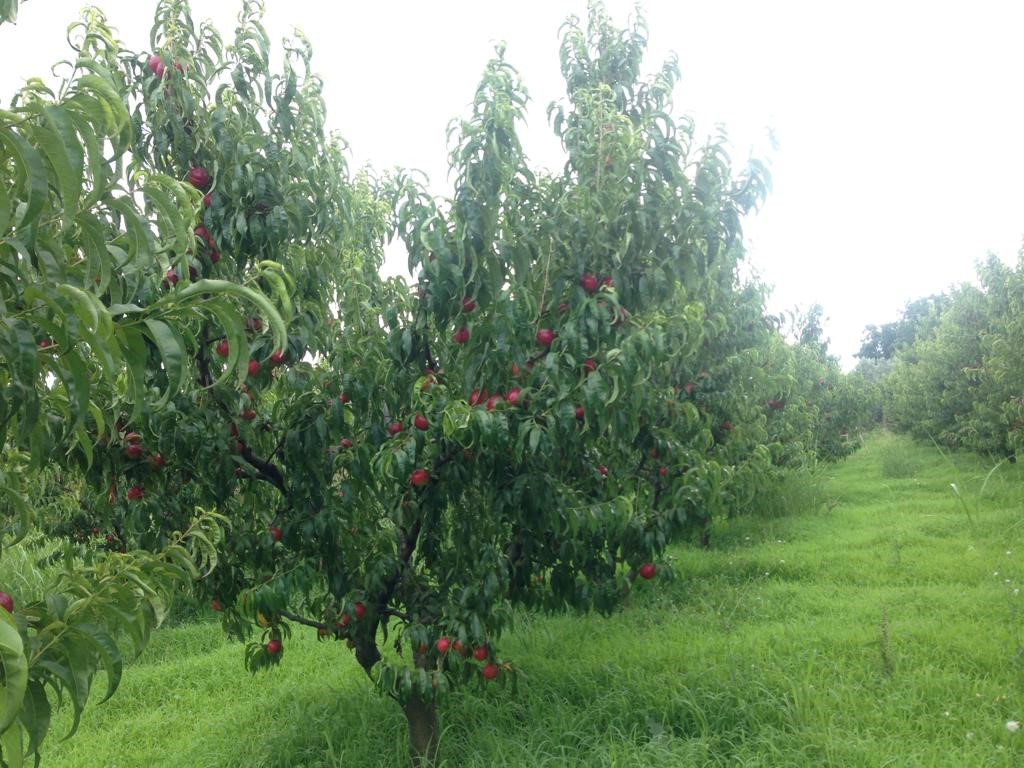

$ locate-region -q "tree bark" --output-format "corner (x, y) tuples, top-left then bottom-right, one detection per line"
(403, 694), (439, 768)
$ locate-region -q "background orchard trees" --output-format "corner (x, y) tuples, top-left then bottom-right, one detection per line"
(881, 254), (1024, 458)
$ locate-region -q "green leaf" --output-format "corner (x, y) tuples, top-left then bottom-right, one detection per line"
(142, 319), (186, 407)
(24, 115), (79, 228)
(70, 625), (122, 704)
(17, 680), (51, 760)
(0, 128), (49, 248)
(172, 279), (287, 356)
(116, 325), (150, 422)
(0, 722), (24, 768)
(0, 611), (27, 734)
(108, 198), (154, 265)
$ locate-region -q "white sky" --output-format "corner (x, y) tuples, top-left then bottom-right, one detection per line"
(4, 0), (1024, 368)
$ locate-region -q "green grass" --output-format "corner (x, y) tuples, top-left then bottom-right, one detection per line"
(43, 431), (1024, 766)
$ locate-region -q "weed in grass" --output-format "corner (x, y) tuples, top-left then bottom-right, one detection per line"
(878, 605), (894, 677)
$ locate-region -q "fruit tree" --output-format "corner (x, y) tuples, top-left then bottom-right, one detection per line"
(0, 3), (818, 766)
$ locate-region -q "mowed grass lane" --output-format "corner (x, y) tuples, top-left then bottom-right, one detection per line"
(46, 431), (1024, 766)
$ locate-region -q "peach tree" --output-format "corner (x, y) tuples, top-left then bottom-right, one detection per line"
(5, 3), (780, 766)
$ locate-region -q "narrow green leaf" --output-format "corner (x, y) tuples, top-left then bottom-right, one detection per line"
(70, 625), (122, 704)
(0, 127), (49, 240)
(24, 118), (79, 228)
(17, 680), (51, 759)
(0, 612), (27, 734)
(142, 319), (186, 407)
(172, 279), (287, 355)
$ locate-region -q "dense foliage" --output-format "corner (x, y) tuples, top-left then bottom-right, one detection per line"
(879, 254), (1024, 458)
(1, 2), (870, 766)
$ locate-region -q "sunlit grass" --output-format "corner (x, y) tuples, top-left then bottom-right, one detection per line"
(43, 431), (1024, 767)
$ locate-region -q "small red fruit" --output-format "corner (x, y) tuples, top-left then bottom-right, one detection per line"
(125, 443), (144, 460)
(482, 663), (499, 680)
(216, 340), (230, 358)
(211, 598), (222, 612)
(720, 421), (733, 432)
(583, 358), (597, 374)
(147, 54), (165, 78)
(187, 167), (210, 189)
(38, 338), (53, 349)
(473, 645), (489, 661)
(230, 423), (239, 437)
(454, 326), (470, 345)
(505, 387), (522, 407)
(266, 639), (282, 655)
(0, 592), (13, 613)
(247, 359), (262, 377)
(208, 249), (221, 264)
(339, 392), (351, 404)
(270, 526), (282, 542)
(241, 409), (257, 421)
(536, 328), (555, 347)
(203, 193), (212, 208)
(245, 317), (263, 332)
(388, 421), (404, 436)
(354, 602), (366, 621)
(150, 453), (166, 469)
(462, 296), (476, 313)
(436, 637), (451, 654)
(454, 640), (467, 656)
(194, 225), (212, 245)
(598, 465), (609, 477)
(410, 469), (430, 487)
(340, 438), (354, 450)
(318, 627), (329, 638)
(658, 466), (668, 477)
(126, 485), (144, 502)
(486, 394), (503, 412)
(580, 273), (599, 294)
(558, 302), (569, 314)
(124, 432), (142, 444)
(469, 388), (487, 407)
(269, 349), (286, 367)
(163, 268), (178, 287)
(684, 381), (696, 396)
(338, 612), (351, 628)
(511, 363), (521, 377)
(602, 276), (614, 288)
(575, 405), (585, 420)
(414, 414), (429, 431)
(639, 563), (656, 580)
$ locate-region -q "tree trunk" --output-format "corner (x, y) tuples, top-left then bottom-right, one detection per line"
(404, 694), (439, 768)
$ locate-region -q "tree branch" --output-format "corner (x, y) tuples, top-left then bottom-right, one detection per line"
(280, 609), (325, 631)
(240, 447), (288, 496)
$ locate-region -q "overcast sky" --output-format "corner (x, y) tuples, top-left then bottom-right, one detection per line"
(4, 0), (1024, 368)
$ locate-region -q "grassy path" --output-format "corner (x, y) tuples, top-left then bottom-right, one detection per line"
(45, 432), (1024, 766)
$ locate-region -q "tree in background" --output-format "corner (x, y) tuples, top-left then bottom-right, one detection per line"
(880, 255), (1024, 458)
(856, 294), (950, 362)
